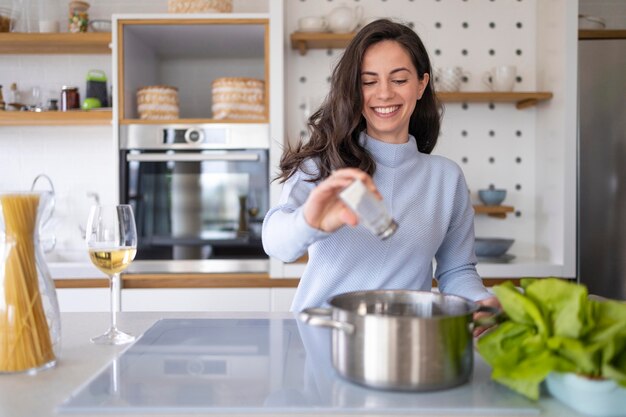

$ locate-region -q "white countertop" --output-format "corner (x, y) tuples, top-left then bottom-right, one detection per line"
(0, 312), (588, 417)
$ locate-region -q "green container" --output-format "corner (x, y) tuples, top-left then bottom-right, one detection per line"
(86, 69), (108, 107)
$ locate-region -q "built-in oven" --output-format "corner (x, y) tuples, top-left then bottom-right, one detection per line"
(119, 124), (270, 273)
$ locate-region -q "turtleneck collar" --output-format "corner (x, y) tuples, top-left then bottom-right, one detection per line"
(359, 131), (420, 168)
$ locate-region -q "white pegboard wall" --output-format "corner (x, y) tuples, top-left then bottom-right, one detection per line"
(285, 0), (538, 261)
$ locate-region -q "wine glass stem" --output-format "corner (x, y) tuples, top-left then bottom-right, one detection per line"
(110, 272), (121, 329)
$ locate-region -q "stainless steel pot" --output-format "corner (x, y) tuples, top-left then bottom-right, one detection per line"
(299, 290), (495, 392)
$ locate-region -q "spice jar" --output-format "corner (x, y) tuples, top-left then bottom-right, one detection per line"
(339, 179), (398, 239)
(60, 86), (79, 111)
(68, 0), (89, 33)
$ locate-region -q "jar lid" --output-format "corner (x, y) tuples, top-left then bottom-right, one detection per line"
(62, 86), (78, 90)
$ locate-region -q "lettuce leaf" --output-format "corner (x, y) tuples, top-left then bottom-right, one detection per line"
(477, 278), (626, 400)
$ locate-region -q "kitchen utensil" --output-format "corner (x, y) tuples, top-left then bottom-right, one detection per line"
(326, 4), (363, 34)
(474, 238), (514, 257)
(478, 188), (506, 206)
(300, 290), (498, 391)
(86, 69), (108, 107)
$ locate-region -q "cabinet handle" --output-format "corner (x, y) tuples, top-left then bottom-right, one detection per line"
(126, 153), (260, 162)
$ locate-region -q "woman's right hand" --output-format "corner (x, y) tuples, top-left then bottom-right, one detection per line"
(303, 168), (381, 233)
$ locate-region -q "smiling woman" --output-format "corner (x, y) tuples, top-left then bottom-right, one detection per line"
(262, 19), (498, 314)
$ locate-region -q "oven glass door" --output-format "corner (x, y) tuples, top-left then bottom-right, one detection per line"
(122, 149), (269, 260)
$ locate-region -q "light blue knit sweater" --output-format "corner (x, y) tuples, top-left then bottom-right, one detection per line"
(263, 132), (491, 311)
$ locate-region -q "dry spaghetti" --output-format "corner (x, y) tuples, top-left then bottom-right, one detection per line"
(0, 193), (55, 373)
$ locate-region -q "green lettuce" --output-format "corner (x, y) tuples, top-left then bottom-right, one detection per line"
(477, 278), (626, 400)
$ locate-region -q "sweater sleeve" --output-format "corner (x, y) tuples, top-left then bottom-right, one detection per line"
(262, 169), (330, 262)
(434, 166), (491, 302)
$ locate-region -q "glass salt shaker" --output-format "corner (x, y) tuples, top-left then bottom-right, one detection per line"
(339, 179), (398, 239)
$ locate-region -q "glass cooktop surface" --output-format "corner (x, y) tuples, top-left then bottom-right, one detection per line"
(58, 318), (539, 414)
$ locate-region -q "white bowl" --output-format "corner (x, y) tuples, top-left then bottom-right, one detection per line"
(546, 372), (626, 416)
(89, 19), (112, 32)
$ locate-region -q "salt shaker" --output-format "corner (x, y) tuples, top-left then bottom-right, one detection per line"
(339, 179), (398, 239)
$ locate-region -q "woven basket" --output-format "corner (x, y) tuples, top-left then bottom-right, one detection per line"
(211, 77), (265, 120)
(167, 0), (232, 13)
(137, 86), (179, 120)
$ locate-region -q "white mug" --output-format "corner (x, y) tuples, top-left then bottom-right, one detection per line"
(434, 67), (469, 92)
(298, 16), (328, 32)
(483, 65), (517, 92)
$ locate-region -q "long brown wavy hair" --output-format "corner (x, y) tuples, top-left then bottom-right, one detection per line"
(277, 19), (442, 184)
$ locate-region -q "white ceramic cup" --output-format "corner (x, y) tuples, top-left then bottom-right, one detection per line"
(298, 16), (328, 32)
(39, 20), (59, 33)
(434, 67), (469, 92)
(483, 65), (517, 92)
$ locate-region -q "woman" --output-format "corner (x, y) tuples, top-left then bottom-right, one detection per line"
(263, 19), (497, 314)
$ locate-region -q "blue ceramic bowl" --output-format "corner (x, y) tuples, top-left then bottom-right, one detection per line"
(474, 238), (514, 257)
(478, 189), (506, 206)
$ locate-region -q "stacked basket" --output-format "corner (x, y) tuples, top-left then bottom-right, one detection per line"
(137, 86), (179, 120)
(167, 0), (232, 13)
(211, 77), (265, 120)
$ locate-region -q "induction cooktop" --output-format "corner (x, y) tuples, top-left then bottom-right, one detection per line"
(58, 318), (539, 415)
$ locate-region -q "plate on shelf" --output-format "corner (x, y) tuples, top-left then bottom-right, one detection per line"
(477, 254), (516, 264)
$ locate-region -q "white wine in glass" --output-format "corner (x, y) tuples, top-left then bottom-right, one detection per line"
(86, 205), (137, 345)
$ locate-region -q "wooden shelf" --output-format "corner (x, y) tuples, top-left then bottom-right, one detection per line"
(473, 205), (515, 219)
(579, 30), (626, 40)
(119, 118), (269, 125)
(0, 33), (112, 54)
(439, 92), (553, 109)
(0, 110), (112, 126)
(290, 31), (354, 55)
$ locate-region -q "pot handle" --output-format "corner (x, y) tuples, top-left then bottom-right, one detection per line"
(299, 308), (355, 334)
(473, 305), (504, 328)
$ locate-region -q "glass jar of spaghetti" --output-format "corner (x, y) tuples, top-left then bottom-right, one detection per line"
(0, 192), (61, 374)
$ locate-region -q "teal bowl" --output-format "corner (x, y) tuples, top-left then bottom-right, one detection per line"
(478, 189), (506, 206)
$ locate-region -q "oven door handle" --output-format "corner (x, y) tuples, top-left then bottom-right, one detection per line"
(126, 153), (260, 162)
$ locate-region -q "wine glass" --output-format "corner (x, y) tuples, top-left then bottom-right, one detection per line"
(85, 205), (137, 345)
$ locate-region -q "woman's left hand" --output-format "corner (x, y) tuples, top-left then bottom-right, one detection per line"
(473, 296), (501, 338)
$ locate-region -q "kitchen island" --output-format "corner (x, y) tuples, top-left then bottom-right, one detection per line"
(0, 312), (586, 417)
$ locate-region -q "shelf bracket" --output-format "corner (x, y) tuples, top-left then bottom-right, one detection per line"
(296, 41), (307, 56)
(516, 98), (538, 110)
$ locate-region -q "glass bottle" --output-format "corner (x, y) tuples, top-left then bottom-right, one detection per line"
(339, 179), (398, 240)
(0, 191), (61, 374)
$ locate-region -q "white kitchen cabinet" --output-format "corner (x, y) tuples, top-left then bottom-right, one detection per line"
(270, 288), (297, 312)
(56, 288), (110, 312)
(121, 288), (271, 312)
